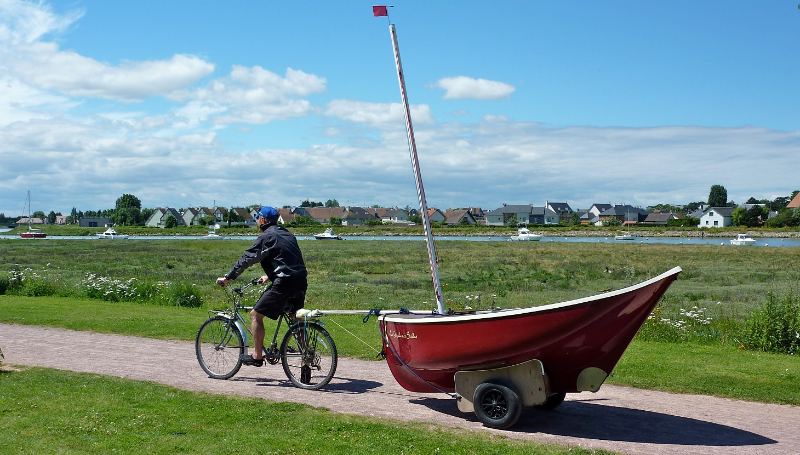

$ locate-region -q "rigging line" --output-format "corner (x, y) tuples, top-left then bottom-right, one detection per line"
(325, 317), (382, 355)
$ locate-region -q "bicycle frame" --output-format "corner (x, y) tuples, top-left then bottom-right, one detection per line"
(211, 278), (298, 360)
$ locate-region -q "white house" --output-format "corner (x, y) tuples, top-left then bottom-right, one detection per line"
(698, 207), (735, 228)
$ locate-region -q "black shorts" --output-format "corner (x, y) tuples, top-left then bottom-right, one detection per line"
(253, 276), (307, 320)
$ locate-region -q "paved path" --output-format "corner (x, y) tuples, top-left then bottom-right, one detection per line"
(2, 323), (798, 454)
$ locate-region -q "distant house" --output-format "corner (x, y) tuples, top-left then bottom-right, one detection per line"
(597, 205), (648, 226)
(302, 207), (378, 226)
(277, 208), (299, 225)
(466, 207), (486, 224)
(229, 207), (254, 225)
(444, 209), (476, 225)
(698, 207), (735, 228)
(145, 208), (186, 228)
(588, 204), (613, 218)
(485, 204), (533, 226)
(365, 207), (410, 224)
(304, 207), (348, 224)
(787, 193), (800, 209)
(641, 212), (683, 226)
(55, 215), (67, 225)
(545, 201), (573, 223)
(17, 217), (46, 226)
(427, 209), (446, 224)
(79, 217), (112, 228)
(530, 206), (560, 225)
(182, 208), (203, 226)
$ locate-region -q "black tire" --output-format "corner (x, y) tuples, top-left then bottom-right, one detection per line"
(196, 316), (244, 379)
(280, 322), (337, 390)
(473, 382), (522, 429)
(537, 392), (566, 410)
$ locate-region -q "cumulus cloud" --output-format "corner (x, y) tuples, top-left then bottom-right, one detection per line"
(174, 66), (327, 124)
(324, 99), (434, 129)
(432, 76), (515, 100)
(6, 42), (215, 101)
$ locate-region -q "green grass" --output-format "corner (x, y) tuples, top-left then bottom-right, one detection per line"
(0, 368), (613, 455)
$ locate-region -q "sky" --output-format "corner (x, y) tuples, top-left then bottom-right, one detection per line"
(1, 0), (799, 217)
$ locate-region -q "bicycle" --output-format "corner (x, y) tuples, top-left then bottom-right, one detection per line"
(195, 277), (337, 390)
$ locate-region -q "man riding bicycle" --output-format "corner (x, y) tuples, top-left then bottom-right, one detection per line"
(216, 206), (308, 367)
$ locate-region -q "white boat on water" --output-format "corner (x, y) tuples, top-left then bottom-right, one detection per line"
(509, 228), (542, 241)
(615, 232), (636, 241)
(730, 233), (756, 246)
(96, 228), (128, 239)
(314, 228), (343, 240)
(203, 224), (223, 239)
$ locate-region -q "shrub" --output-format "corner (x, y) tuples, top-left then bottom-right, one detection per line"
(741, 291), (800, 355)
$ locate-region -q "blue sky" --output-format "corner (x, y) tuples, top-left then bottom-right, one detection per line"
(1, 0), (798, 216)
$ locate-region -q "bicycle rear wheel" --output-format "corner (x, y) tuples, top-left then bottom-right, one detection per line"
(196, 316), (244, 379)
(280, 322), (337, 390)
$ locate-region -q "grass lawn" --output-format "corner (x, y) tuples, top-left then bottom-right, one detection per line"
(0, 368), (614, 455)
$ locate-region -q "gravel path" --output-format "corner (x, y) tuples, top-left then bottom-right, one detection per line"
(2, 323), (798, 454)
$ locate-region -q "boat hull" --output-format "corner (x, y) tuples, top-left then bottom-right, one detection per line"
(380, 267), (681, 394)
(19, 232), (47, 239)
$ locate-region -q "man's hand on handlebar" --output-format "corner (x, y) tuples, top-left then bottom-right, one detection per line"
(216, 277), (229, 287)
(257, 275), (270, 285)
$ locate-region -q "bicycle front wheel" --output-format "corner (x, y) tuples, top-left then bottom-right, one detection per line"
(280, 322), (337, 390)
(196, 316), (244, 379)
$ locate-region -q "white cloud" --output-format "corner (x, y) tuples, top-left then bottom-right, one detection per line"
(173, 66), (327, 125)
(0, 0), (82, 45)
(324, 99), (435, 130)
(432, 76), (515, 100)
(4, 111), (798, 216)
(6, 42), (215, 101)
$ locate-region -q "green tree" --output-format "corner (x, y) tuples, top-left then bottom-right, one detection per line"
(708, 185), (728, 207)
(328, 216), (342, 225)
(741, 205), (766, 227)
(114, 194), (143, 226)
(225, 208), (243, 226)
(325, 199), (340, 208)
(164, 215), (178, 228)
(300, 199), (322, 208)
(732, 207), (746, 226)
(32, 210), (46, 219)
(569, 212), (581, 226)
(47, 211), (57, 224)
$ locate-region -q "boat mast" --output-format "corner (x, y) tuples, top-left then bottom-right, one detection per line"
(388, 24), (446, 314)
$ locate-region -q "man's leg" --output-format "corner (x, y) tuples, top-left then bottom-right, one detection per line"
(250, 309), (265, 360)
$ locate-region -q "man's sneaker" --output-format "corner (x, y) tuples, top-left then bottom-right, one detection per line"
(240, 354), (264, 367)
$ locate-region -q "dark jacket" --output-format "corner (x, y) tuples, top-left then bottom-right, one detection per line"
(225, 224), (307, 281)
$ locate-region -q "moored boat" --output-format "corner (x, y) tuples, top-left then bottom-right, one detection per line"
(614, 231), (636, 241)
(730, 233), (756, 246)
(314, 228), (343, 240)
(96, 228), (129, 239)
(18, 191), (47, 239)
(509, 227), (542, 241)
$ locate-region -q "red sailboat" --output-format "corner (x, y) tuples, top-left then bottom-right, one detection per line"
(373, 9), (681, 429)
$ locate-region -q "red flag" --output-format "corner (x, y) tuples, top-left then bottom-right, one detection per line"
(373, 5), (388, 17)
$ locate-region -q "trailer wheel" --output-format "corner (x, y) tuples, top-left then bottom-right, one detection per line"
(537, 392), (566, 410)
(473, 382), (522, 429)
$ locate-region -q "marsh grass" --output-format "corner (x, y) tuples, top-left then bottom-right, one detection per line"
(2, 239), (800, 350)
